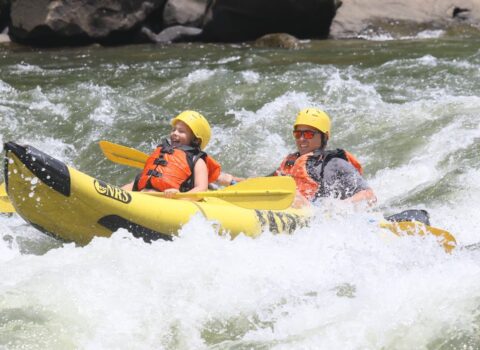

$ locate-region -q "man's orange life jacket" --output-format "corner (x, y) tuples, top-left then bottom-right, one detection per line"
(275, 148), (363, 201)
(134, 140), (221, 192)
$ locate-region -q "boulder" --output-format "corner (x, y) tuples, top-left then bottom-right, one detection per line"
(0, 0), (9, 33)
(145, 0), (338, 44)
(162, 0), (211, 27)
(9, 0), (167, 46)
(201, 0), (338, 42)
(331, 0), (480, 38)
(253, 33), (302, 49)
(7, 0), (341, 46)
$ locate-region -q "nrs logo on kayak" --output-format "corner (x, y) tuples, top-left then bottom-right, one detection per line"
(94, 180), (132, 204)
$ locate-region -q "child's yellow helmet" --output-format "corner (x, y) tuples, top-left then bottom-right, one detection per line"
(171, 110), (211, 150)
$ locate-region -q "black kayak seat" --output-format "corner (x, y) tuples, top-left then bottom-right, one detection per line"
(385, 209), (430, 226)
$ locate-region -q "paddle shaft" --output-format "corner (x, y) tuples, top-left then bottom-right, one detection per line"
(176, 190), (292, 198)
(100, 140), (297, 210)
(141, 176), (296, 210)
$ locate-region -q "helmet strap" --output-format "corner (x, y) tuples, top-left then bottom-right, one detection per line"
(192, 138), (201, 148)
(320, 132), (328, 149)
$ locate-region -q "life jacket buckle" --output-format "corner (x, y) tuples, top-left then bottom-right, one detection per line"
(285, 160), (295, 168)
(154, 157), (168, 166)
(161, 146), (174, 154)
(147, 169), (162, 177)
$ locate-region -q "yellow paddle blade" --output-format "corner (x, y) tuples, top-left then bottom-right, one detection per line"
(380, 220), (456, 253)
(99, 140), (148, 169)
(0, 182), (15, 213)
(0, 182), (6, 197)
(143, 176), (296, 210)
(0, 196), (15, 213)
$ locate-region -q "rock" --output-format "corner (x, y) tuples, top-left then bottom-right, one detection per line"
(0, 0), (10, 33)
(162, 0), (211, 27)
(142, 24), (202, 42)
(7, 0), (338, 46)
(9, 0), (167, 46)
(330, 0), (480, 38)
(253, 33), (301, 49)
(201, 0), (337, 42)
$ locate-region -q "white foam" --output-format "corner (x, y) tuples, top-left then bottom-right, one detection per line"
(10, 63), (44, 74)
(416, 29), (445, 39)
(357, 29), (445, 41)
(432, 167), (480, 244)
(28, 86), (69, 118)
(241, 70), (260, 84)
(90, 98), (116, 125)
(218, 56), (241, 64)
(2, 208), (478, 348)
(0, 79), (14, 93)
(358, 32), (396, 41)
(184, 69), (217, 84)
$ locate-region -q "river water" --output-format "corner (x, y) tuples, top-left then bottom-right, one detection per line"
(1, 33), (480, 349)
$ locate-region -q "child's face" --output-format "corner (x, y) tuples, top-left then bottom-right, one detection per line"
(170, 120), (195, 147)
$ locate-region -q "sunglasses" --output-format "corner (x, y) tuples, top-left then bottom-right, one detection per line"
(293, 130), (321, 140)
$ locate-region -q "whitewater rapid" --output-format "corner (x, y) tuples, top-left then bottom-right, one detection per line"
(1, 36), (480, 348)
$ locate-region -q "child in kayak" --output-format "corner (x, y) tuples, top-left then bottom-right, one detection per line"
(123, 110), (238, 198)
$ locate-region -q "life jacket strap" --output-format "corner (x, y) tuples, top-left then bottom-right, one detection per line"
(159, 139), (175, 154)
(154, 157), (167, 166)
(147, 169), (162, 177)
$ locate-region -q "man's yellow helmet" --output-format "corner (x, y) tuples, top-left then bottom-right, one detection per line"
(171, 110), (211, 150)
(294, 108), (331, 135)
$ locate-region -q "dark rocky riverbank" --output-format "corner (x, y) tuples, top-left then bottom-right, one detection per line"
(0, 0), (479, 47)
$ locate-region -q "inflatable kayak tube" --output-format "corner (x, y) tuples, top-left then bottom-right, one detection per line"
(3, 142), (312, 245)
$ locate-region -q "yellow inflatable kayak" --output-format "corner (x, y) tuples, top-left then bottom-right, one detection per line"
(3, 142), (311, 245)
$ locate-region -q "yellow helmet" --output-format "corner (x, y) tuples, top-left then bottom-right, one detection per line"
(294, 108), (331, 135)
(170, 110), (211, 150)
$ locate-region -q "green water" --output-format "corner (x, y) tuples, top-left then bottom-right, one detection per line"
(1, 36), (480, 349)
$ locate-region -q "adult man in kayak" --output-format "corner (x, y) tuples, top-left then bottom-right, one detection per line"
(273, 108), (377, 207)
(223, 108), (376, 207)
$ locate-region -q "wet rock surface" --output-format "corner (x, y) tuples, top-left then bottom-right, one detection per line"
(253, 33), (302, 49)
(331, 0), (480, 38)
(5, 0), (336, 46)
(0, 0), (9, 33)
(1, 0), (479, 47)
(9, 0), (167, 45)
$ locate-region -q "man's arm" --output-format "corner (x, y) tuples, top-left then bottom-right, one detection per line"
(321, 158), (376, 206)
(344, 188), (377, 206)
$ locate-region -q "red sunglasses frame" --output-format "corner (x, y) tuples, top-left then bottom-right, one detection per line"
(292, 130), (321, 140)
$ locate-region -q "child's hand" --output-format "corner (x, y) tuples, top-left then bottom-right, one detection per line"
(163, 188), (180, 198)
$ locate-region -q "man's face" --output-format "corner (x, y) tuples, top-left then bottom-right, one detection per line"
(293, 124), (323, 155)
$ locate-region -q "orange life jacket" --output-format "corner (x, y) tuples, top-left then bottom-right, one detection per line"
(134, 140), (221, 192)
(275, 148), (363, 201)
